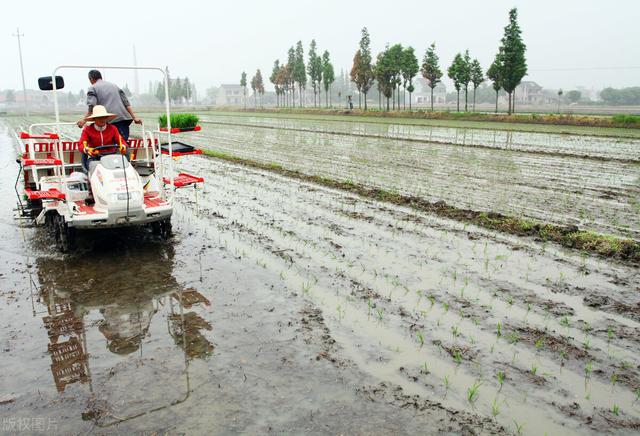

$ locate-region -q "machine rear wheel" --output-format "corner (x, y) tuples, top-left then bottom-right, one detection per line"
(152, 219), (172, 240)
(53, 215), (76, 252)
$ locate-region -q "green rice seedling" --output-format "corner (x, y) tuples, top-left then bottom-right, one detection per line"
(496, 322), (502, 338)
(451, 325), (460, 338)
(443, 302), (450, 313)
(467, 380), (482, 404)
(367, 299), (373, 317)
(416, 331), (425, 347)
(421, 362), (429, 374)
(496, 371), (505, 390)
(611, 373), (618, 387)
(612, 404), (620, 416)
(620, 360), (632, 370)
(583, 338), (591, 351)
(535, 338), (544, 351)
(428, 294), (436, 308)
(444, 375), (450, 391)
(584, 361), (593, 378)
(507, 296), (514, 307)
(158, 113), (200, 129)
(634, 388), (640, 401)
(607, 327), (614, 341)
(583, 322), (592, 334)
(513, 420), (525, 435)
(453, 350), (462, 365)
(492, 398), (500, 417)
(376, 308), (384, 320)
(336, 304), (345, 320)
(531, 364), (538, 376)
(506, 331), (520, 345)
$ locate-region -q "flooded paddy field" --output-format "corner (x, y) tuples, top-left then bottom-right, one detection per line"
(181, 112), (640, 240)
(1, 118), (640, 435)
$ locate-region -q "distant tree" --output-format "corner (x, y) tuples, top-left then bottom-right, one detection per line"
(255, 69), (264, 108)
(155, 82), (165, 103)
(123, 83), (132, 98)
(240, 72), (247, 109)
(287, 47), (296, 107)
(357, 27), (375, 110)
(557, 88), (563, 113)
(5, 89), (15, 103)
(387, 44), (404, 110)
(321, 50), (335, 107)
(250, 73), (257, 108)
(486, 52), (502, 113)
(421, 43), (443, 111)
(498, 8), (527, 114)
(350, 50), (363, 108)
(459, 50), (472, 111)
(270, 60), (281, 107)
(183, 77), (192, 103)
(293, 41), (306, 107)
(307, 40), (322, 107)
(448, 53), (464, 111)
(566, 90), (581, 104)
(401, 46), (419, 110)
(470, 59), (484, 111)
(374, 46), (395, 111)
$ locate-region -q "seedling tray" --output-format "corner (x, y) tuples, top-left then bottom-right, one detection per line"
(159, 141), (203, 156)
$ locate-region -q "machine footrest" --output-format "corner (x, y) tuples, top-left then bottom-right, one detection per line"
(25, 189), (66, 200)
(163, 173), (204, 188)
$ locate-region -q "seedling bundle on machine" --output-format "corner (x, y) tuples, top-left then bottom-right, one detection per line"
(14, 65), (205, 251)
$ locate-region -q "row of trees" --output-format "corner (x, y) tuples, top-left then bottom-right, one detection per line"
(155, 77), (194, 104)
(241, 41), (336, 108)
(349, 8), (526, 114)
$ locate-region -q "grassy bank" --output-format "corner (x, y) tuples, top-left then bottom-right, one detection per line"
(201, 148), (640, 264)
(205, 108), (640, 138)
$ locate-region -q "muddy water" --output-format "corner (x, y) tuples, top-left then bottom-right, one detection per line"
(170, 114), (639, 240)
(0, 123), (505, 434)
(3, 120), (640, 435)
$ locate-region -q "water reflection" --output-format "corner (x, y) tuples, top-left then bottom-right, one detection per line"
(32, 239), (214, 425)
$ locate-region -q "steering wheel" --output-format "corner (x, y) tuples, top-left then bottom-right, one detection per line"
(91, 144), (120, 156)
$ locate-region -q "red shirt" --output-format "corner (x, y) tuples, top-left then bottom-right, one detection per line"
(79, 124), (124, 154)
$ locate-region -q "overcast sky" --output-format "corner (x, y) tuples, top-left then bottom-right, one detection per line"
(1, 0), (638, 94)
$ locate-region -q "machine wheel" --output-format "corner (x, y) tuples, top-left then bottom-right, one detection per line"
(53, 215), (76, 252)
(152, 219), (172, 240)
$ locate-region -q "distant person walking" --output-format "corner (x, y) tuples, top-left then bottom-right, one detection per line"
(347, 95), (353, 110)
(77, 70), (142, 141)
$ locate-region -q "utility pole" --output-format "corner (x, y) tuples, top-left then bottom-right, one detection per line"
(133, 45), (140, 97)
(13, 27), (29, 117)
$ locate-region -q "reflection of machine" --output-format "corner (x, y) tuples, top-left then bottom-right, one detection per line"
(14, 66), (204, 251)
(32, 242), (214, 426)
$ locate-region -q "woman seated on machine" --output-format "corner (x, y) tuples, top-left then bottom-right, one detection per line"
(79, 105), (127, 173)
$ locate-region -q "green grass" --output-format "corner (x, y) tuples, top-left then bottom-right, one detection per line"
(158, 113), (199, 129)
(612, 114), (640, 127)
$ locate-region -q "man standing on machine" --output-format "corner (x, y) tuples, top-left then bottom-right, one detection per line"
(77, 69), (142, 141)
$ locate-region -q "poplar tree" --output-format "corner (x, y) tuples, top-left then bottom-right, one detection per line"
(448, 53), (464, 112)
(421, 42), (443, 111)
(307, 40), (322, 107)
(287, 47), (296, 107)
(255, 69), (264, 108)
(322, 50), (335, 107)
(401, 46), (419, 110)
(470, 59), (484, 112)
(270, 60), (281, 107)
(498, 7), (527, 114)
(460, 50), (472, 111)
(293, 41), (306, 107)
(486, 52), (502, 113)
(240, 71), (247, 109)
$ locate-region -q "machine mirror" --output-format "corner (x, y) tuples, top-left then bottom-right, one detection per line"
(38, 76), (65, 91)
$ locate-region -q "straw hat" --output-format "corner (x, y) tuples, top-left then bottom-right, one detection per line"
(87, 105), (116, 120)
